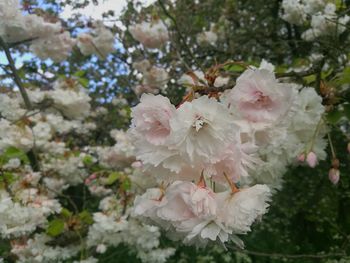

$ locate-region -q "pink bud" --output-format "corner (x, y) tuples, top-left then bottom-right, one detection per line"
(328, 168), (340, 185)
(306, 151), (317, 168)
(85, 178), (91, 185)
(131, 161), (143, 168)
(297, 153), (305, 162)
(89, 173), (97, 180)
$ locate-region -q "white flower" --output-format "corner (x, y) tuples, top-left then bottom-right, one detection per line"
(129, 20), (169, 49)
(197, 24), (218, 46)
(216, 184), (271, 233)
(168, 96), (235, 165)
(281, 0), (307, 25)
(77, 21), (115, 59)
(30, 31), (76, 62)
(49, 80), (91, 120)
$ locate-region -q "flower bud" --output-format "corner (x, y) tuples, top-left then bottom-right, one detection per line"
(306, 151), (317, 168)
(297, 153), (305, 162)
(331, 158), (339, 169)
(328, 168), (340, 185)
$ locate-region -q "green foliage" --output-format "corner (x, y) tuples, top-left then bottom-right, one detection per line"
(47, 219), (65, 237)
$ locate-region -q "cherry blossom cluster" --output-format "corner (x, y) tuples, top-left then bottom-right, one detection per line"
(130, 61), (327, 247)
(0, 0), (115, 61)
(280, 0), (350, 41)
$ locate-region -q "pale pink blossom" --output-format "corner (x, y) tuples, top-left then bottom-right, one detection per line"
(227, 68), (294, 123)
(130, 94), (176, 145)
(157, 181), (217, 222)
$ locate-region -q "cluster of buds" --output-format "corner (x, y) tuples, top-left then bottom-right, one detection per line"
(298, 151), (318, 168)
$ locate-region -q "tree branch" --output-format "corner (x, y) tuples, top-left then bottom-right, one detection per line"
(0, 36), (40, 172)
(0, 37), (33, 109)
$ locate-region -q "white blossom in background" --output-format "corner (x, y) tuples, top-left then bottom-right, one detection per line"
(30, 31), (76, 62)
(77, 21), (115, 59)
(129, 20), (169, 49)
(49, 79), (91, 120)
(11, 233), (79, 263)
(197, 24), (218, 46)
(281, 0), (350, 41)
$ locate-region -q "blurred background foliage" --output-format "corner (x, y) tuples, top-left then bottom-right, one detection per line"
(1, 0), (350, 262)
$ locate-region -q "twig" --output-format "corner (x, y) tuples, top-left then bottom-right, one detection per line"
(234, 247), (347, 259)
(0, 37), (33, 109)
(157, 0), (202, 71)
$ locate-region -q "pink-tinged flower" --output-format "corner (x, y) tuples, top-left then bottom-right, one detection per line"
(130, 94), (176, 145)
(157, 181), (217, 222)
(328, 168), (340, 185)
(306, 151), (317, 168)
(204, 138), (261, 184)
(168, 96), (236, 165)
(227, 68), (294, 123)
(216, 184), (271, 233)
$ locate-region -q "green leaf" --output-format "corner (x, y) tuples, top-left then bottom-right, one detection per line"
(343, 104), (350, 120)
(223, 64), (245, 72)
(82, 155), (93, 166)
(4, 147), (27, 161)
(304, 74), (316, 84)
(3, 172), (15, 184)
(73, 70), (86, 77)
(121, 177), (131, 191)
(77, 77), (89, 88)
(326, 109), (343, 124)
(47, 219), (65, 237)
(60, 208), (73, 219)
(78, 211), (94, 225)
(105, 172), (121, 185)
(335, 67), (350, 85)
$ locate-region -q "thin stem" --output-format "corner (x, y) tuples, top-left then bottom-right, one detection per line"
(0, 37), (33, 110)
(223, 172), (239, 193)
(327, 132), (336, 159)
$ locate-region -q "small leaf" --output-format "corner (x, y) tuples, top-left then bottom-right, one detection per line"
(343, 104), (350, 120)
(3, 172), (15, 184)
(105, 172), (121, 185)
(121, 177), (131, 191)
(47, 219), (65, 237)
(60, 208), (72, 219)
(4, 147), (27, 161)
(223, 64), (245, 72)
(82, 155), (93, 166)
(79, 211), (94, 225)
(304, 74), (316, 84)
(326, 109), (343, 124)
(77, 77), (89, 88)
(73, 70), (86, 77)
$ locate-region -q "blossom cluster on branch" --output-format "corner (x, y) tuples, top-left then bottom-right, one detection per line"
(130, 61), (327, 247)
